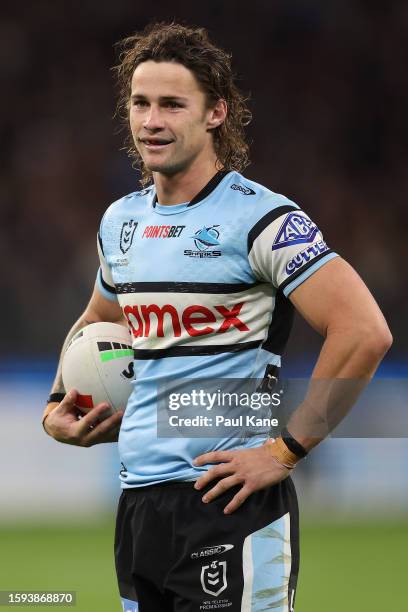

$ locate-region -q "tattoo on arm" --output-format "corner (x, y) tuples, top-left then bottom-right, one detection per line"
(50, 317), (94, 395)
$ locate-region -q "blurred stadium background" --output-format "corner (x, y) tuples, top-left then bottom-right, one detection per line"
(1, 1), (407, 610)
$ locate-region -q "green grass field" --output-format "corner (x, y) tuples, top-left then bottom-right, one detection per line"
(0, 519), (406, 611)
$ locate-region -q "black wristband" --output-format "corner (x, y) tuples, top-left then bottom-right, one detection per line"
(47, 392), (65, 404)
(281, 427), (308, 459)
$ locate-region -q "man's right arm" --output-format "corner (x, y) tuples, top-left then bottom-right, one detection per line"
(43, 284), (126, 447)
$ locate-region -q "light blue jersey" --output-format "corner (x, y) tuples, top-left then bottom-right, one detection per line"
(97, 170), (338, 486)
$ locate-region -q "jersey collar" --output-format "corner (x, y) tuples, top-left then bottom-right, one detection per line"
(152, 170), (230, 209)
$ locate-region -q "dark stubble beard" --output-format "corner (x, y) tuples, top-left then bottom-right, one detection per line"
(145, 144), (204, 177)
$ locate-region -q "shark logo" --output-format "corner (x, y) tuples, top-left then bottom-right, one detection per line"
(191, 225), (220, 251)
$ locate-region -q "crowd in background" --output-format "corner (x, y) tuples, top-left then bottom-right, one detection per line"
(1, 0), (406, 359)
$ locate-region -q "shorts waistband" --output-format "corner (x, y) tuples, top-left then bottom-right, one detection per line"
(122, 480), (196, 493)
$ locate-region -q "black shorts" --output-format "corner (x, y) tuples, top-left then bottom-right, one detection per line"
(115, 477), (299, 612)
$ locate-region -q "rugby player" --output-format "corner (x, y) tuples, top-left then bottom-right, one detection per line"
(42, 23), (392, 611)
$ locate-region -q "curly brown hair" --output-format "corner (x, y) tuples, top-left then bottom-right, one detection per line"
(113, 22), (252, 186)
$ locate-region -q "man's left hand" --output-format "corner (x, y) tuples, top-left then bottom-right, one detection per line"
(193, 442), (290, 514)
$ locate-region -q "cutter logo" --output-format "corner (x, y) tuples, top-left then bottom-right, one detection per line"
(285, 240), (329, 275)
(200, 560), (227, 597)
(120, 220), (138, 254)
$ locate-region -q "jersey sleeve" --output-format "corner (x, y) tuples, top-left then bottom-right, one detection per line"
(96, 232), (118, 302)
(248, 207), (339, 296)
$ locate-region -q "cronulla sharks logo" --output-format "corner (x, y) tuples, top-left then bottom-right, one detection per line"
(120, 220), (138, 254)
(184, 225), (222, 258)
(192, 225), (220, 250)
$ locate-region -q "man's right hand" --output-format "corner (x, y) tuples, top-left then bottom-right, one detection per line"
(43, 389), (124, 447)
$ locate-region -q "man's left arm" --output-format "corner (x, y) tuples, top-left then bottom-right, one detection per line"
(282, 257), (392, 450)
(193, 257), (392, 513)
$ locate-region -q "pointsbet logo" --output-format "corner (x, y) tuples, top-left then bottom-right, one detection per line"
(123, 303), (249, 338)
(142, 225), (185, 238)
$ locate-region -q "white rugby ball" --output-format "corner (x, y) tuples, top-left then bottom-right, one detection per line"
(62, 322), (134, 413)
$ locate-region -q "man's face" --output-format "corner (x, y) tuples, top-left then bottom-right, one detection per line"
(129, 61), (218, 176)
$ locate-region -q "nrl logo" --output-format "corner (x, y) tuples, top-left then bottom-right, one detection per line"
(120, 220), (138, 254)
(200, 560), (227, 597)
